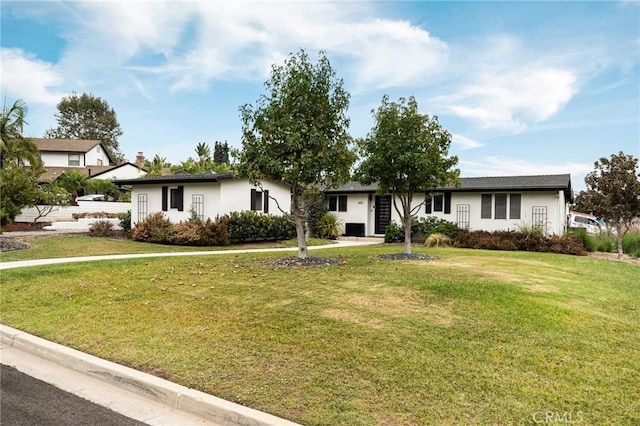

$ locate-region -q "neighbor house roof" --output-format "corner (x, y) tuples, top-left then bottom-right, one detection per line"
(114, 171), (237, 185)
(327, 174), (572, 193)
(39, 163), (145, 182)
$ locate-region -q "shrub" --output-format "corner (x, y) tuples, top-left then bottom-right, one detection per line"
(595, 235), (616, 253)
(88, 220), (114, 237)
(568, 228), (596, 252)
(169, 221), (202, 245)
(316, 213), (341, 240)
(200, 215), (230, 246)
(622, 231), (640, 255)
(227, 211), (295, 242)
(413, 216), (461, 239)
(131, 212), (173, 244)
(118, 210), (131, 232)
(453, 229), (586, 256)
(384, 221), (404, 243)
(424, 233), (450, 247)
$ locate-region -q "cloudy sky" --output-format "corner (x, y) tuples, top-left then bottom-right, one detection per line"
(2, 0), (639, 191)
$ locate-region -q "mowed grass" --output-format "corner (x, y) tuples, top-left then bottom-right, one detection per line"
(1, 245), (638, 425)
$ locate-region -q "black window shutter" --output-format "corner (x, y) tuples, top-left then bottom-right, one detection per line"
(177, 186), (184, 211)
(264, 190), (269, 213)
(161, 186), (168, 211)
(444, 192), (451, 214)
(425, 196), (432, 214)
(250, 189), (256, 210)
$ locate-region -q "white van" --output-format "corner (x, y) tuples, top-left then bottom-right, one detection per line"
(568, 211), (602, 234)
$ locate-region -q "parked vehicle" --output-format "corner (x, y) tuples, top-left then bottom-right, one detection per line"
(567, 211), (601, 234)
(76, 194), (115, 202)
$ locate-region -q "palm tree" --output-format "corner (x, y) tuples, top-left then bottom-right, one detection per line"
(55, 170), (88, 204)
(144, 154), (170, 176)
(0, 99), (42, 169)
(195, 142), (212, 169)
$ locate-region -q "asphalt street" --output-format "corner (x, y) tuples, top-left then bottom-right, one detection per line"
(1, 364), (146, 426)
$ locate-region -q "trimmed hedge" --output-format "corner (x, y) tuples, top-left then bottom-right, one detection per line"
(452, 230), (587, 256)
(131, 211), (294, 246)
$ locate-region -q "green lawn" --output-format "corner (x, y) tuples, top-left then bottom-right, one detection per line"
(0, 234), (331, 262)
(1, 245), (638, 425)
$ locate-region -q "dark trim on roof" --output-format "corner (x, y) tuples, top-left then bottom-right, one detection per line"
(326, 174), (572, 193)
(114, 172), (237, 185)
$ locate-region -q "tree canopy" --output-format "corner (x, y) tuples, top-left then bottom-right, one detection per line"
(239, 49), (355, 258)
(45, 92), (124, 163)
(584, 151), (640, 259)
(355, 95), (459, 254)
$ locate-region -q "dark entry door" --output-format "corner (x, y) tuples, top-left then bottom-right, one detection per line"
(375, 195), (392, 234)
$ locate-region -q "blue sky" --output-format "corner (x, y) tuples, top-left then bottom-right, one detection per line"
(2, 1), (639, 191)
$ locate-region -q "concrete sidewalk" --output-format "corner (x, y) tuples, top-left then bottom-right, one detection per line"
(1, 325), (299, 426)
(0, 237), (383, 270)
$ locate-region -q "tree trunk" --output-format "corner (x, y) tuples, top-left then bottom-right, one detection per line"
(617, 226), (624, 260)
(292, 191), (308, 259)
(403, 216), (412, 255)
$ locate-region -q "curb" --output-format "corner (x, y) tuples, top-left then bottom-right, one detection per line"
(0, 324), (300, 426)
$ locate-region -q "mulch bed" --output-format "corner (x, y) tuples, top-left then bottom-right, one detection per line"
(378, 253), (439, 261)
(265, 256), (348, 267)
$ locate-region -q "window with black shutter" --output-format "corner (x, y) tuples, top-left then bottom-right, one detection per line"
(444, 192), (451, 214)
(338, 195), (347, 212)
(251, 189), (263, 211)
(433, 194), (444, 212)
(481, 194), (492, 219)
(264, 190), (269, 213)
(161, 186), (168, 211)
(510, 194), (521, 219)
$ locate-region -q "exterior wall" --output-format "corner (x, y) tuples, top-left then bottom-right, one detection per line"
(330, 193), (372, 235)
(92, 165), (146, 181)
(130, 179), (292, 226)
(40, 152), (79, 167)
(40, 146), (110, 167)
(420, 191), (565, 235)
(84, 145), (111, 166)
(218, 179), (291, 215)
(330, 190), (567, 236)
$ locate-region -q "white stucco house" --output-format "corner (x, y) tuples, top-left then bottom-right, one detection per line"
(114, 172), (292, 225)
(32, 138), (147, 182)
(325, 174), (573, 237)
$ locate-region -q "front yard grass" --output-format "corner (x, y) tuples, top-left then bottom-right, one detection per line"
(1, 246), (638, 425)
(0, 234), (332, 262)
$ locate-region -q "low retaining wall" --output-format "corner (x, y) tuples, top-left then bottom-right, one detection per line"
(14, 202), (131, 223)
(44, 218), (123, 231)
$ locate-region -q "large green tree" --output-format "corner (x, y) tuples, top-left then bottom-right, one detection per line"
(584, 151), (640, 259)
(239, 49), (355, 259)
(44, 92), (124, 163)
(355, 95), (459, 255)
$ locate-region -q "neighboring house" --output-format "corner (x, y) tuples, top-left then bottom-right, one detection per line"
(31, 138), (147, 182)
(114, 172), (292, 225)
(325, 174), (573, 237)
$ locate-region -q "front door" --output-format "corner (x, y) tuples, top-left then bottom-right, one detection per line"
(375, 195), (392, 234)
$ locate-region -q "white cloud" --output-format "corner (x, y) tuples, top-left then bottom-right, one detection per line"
(33, 1), (449, 94)
(431, 34), (579, 132)
(0, 48), (64, 105)
(452, 134), (483, 150)
(435, 66), (577, 133)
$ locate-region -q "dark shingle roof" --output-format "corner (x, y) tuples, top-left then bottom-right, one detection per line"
(328, 174), (571, 193)
(114, 171), (237, 185)
(34, 138), (102, 153)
